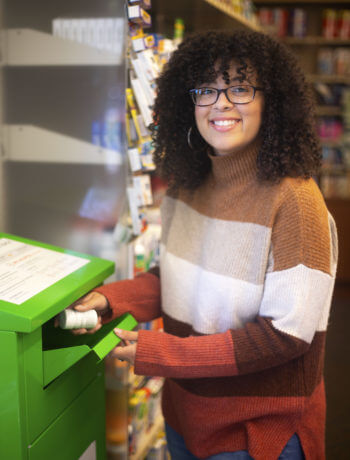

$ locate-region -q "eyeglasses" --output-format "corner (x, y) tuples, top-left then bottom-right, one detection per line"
(189, 85), (263, 106)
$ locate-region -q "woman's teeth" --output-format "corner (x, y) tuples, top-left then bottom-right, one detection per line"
(212, 120), (238, 126)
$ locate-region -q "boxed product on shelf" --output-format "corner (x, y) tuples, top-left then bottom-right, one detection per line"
(127, 144), (155, 172)
(127, 49), (160, 131)
(140, 141), (156, 171)
(130, 76), (153, 127)
(128, 147), (143, 172)
(157, 37), (178, 65)
(334, 48), (350, 76)
(136, 113), (151, 139)
(322, 9), (337, 39)
(131, 57), (156, 106)
(289, 8), (307, 38)
(128, 4), (152, 28)
(137, 49), (160, 81)
(322, 9), (350, 39)
(131, 34), (147, 53)
(273, 8), (289, 38)
(129, 23), (156, 53)
(126, 87), (146, 144)
(257, 8), (274, 35)
(127, 186), (144, 236)
(317, 48), (334, 76)
(338, 10), (350, 39)
(317, 47), (350, 76)
(126, 176), (158, 235)
(133, 174), (153, 207)
(257, 7), (306, 38)
(132, 33), (155, 53)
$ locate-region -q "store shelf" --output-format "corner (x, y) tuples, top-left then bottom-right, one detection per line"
(129, 415), (164, 460)
(3, 125), (123, 165)
(321, 139), (344, 148)
(315, 106), (343, 117)
(321, 165), (350, 175)
(308, 74), (350, 85)
(202, 0), (261, 32)
(1, 29), (122, 66)
(282, 36), (350, 46)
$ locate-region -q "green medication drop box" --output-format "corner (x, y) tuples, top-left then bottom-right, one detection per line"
(0, 233), (137, 460)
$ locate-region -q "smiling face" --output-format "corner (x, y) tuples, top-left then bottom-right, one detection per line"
(194, 63), (264, 156)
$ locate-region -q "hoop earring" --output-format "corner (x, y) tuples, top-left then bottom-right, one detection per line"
(187, 126), (194, 150)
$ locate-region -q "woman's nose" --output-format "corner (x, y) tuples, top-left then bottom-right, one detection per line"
(214, 90), (234, 109)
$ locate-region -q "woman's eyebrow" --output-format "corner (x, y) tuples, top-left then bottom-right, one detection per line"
(230, 76), (248, 83)
(196, 76), (248, 87)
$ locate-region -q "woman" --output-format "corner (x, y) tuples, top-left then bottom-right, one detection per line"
(74, 30), (337, 459)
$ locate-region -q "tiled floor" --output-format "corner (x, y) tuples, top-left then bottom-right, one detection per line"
(324, 283), (350, 460)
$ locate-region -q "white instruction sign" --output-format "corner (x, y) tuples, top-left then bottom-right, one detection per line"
(0, 238), (90, 305)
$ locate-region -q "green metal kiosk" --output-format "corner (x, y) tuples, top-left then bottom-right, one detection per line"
(0, 233), (137, 460)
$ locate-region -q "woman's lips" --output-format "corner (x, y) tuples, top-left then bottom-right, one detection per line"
(210, 119), (241, 132)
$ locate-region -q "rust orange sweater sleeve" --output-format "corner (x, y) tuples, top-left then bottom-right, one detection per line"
(94, 270), (161, 323)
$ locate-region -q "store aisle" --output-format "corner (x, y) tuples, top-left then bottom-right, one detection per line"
(324, 284), (350, 460)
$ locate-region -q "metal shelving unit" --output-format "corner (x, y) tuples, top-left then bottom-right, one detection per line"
(1, 28), (123, 66)
(2, 125), (123, 165)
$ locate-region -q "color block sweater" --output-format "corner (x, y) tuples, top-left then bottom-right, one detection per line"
(96, 143), (338, 460)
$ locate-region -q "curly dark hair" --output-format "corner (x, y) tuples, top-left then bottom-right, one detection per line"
(150, 29), (321, 190)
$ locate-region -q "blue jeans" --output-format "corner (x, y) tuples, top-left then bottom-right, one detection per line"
(165, 423), (305, 460)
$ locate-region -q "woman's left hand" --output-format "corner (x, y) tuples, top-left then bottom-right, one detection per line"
(112, 328), (138, 365)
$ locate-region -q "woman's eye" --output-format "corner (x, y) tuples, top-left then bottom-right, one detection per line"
(231, 86), (249, 93)
(199, 88), (215, 95)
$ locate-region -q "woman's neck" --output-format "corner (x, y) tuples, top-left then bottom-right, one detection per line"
(208, 138), (261, 186)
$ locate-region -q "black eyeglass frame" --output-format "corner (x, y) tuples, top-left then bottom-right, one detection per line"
(189, 85), (264, 106)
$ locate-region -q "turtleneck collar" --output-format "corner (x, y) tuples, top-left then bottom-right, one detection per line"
(208, 138), (261, 186)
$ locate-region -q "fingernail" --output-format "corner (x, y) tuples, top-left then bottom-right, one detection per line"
(114, 328), (122, 335)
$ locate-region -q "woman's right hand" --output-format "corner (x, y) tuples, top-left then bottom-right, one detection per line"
(69, 291), (110, 335)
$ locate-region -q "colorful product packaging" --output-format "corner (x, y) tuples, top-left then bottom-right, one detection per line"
(322, 9), (337, 39)
(338, 10), (350, 39)
(290, 8), (307, 38)
(273, 8), (289, 38)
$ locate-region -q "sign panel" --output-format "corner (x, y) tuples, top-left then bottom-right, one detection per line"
(0, 238), (89, 305)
